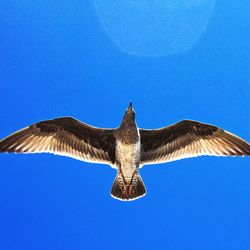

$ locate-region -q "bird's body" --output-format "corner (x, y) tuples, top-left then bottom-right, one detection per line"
(113, 110), (145, 200)
(0, 102), (250, 201)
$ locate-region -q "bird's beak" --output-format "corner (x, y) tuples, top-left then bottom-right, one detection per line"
(128, 102), (133, 112)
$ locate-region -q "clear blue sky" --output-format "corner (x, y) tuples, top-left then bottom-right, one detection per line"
(1, 1), (250, 250)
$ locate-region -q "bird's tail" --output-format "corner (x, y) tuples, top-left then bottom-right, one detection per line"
(110, 172), (146, 201)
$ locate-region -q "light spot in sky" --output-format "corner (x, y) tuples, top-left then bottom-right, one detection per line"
(94, 0), (215, 56)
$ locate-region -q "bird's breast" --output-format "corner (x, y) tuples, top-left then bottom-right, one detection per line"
(115, 140), (141, 177)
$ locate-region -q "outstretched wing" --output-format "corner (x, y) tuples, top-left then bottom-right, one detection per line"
(0, 117), (115, 165)
(140, 120), (250, 165)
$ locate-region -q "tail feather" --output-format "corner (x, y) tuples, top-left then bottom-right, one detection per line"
(111, 173), (146, 201)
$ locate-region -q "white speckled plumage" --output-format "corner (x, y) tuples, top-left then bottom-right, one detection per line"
(116, 140), (140, 181)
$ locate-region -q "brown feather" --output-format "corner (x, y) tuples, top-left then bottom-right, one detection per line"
(0, 117), (115, 165)
(140, 120), (250, 164)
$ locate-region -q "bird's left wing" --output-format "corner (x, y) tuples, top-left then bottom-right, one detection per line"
(140, 120), (250, 165)
(0, 117), (115, 165)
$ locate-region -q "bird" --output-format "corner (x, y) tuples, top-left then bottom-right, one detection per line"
(0, 102), (250, 201)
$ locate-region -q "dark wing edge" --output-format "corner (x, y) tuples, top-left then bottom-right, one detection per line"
(140, 120), (250, 165)
(0, 117), (116, 166)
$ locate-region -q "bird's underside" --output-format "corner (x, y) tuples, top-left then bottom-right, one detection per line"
(0, 111), (250, 201)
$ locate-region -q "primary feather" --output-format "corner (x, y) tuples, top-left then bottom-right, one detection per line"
(140, 120), (250, 165)
(0, 117), (115, 165)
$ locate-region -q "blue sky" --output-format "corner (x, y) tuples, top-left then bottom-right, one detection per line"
(1, 1), (250, 250)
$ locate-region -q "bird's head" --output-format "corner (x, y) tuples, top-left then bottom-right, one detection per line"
(121, 102), (136, 126)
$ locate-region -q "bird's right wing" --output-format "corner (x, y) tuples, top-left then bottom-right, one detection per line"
(140, 120), (250, 165)
(0, 117), (116, 165)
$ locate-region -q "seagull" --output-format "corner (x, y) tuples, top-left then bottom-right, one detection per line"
(0, 102), (250, 201)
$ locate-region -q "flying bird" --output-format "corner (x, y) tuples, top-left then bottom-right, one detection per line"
(0, 102), (250, 201)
